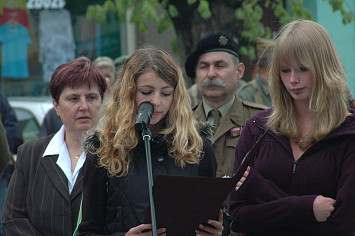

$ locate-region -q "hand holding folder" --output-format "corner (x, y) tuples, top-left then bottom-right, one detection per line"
(145, 130), (268, 235)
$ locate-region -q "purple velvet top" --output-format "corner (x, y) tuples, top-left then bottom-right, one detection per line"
(228, 109), (355, 236)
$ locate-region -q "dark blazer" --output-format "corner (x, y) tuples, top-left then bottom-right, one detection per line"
(0, 118), (10, 177)
(0, 90), (19, 152)
(2, 135), (83, 236)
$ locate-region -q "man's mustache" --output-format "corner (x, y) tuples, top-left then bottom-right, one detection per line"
(201, 78), (226, 88)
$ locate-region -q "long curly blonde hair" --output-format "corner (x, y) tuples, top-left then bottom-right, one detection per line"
(267, 20), (349, 149)
(96, 46), (203, 177)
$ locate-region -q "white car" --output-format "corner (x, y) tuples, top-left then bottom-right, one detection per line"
(9, 96), (53, 144)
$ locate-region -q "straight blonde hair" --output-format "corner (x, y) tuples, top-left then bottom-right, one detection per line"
(267, 20), (349, 149)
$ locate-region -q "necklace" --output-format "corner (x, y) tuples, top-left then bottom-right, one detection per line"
(298, 138), (304, 148)
(299, 137), (304, 144)
(298, 136), (311, 150)
(69, 149), (82, 159)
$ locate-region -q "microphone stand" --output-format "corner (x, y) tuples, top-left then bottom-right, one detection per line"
(142, 124), (158, 236)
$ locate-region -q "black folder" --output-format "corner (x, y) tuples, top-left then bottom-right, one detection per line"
(145, 130), (267, 235)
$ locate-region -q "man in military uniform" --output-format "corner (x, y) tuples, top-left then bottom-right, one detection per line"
(185, 32), (267, 179)
(237, 37), (275, 107)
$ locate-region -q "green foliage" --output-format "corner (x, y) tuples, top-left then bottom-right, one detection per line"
(168, 4), (179, 17)
(86, 0), (354, 59)
(197, 0), (211, 19)
(158, 13), (173, 33)
(86, 5), (96, 21)
(236, 0), (314, 58)
(324, 0), (354, 24)
(235, 0), (267, 44)
(187, 0), (197, 5)
(104, 0), (116, 12)
(170, 37), (179, 56)
(288, 0), (313, 20)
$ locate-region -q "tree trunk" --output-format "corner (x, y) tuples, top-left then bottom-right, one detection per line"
(167, 1), (242, 77)
(163, 0), (279, 83)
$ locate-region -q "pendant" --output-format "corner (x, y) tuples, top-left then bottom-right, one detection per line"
(298, 138), (303, 148)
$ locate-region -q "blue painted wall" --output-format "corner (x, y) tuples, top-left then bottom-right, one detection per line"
(304, 0), (355, 96)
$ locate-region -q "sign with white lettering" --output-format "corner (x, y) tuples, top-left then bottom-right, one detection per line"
(27, 0), (66, 10)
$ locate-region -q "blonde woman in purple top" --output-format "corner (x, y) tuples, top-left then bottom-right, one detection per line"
(228, 19), (355, 235)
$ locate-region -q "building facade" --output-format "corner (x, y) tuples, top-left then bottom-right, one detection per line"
(304, 0), (355, 96)
(0, 0), (122, 97)
(0, 0), (353, 97)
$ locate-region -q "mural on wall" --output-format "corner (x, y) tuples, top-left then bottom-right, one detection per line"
(39, 9), (75, 82)
(0, 0), (31, 79)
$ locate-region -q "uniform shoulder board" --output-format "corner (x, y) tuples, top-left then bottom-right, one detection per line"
(242, 100), (269, 110)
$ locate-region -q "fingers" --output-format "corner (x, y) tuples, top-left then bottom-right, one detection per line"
(218, 209), (223, 223)
(244, 167), (250, 178)
(313, 195), (336, 222)
(126, 224), (166, 236)
(141, 228), (166, 236)
(157, 228), (167, 236)
(327, 198), (336, 205)
(195, 221), (223, 236)
(235, 167), (250, 191)
(141, 226), (166, 236)
(195, 213), (224, 236)
(126, 224), (150, 235)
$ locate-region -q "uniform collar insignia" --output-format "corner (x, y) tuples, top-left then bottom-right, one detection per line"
(219, 35), (228, 46)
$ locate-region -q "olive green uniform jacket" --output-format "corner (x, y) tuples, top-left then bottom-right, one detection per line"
(237, 73), (272, 107)
(193, 96), (268, 178)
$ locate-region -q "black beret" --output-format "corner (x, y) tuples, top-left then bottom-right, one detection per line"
(184, 32), (239, 78)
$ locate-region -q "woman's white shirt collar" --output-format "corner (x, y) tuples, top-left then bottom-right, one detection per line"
(42, 125), (86, 194)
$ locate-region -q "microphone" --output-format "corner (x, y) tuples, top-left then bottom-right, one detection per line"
(135, 101), (154, 132)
